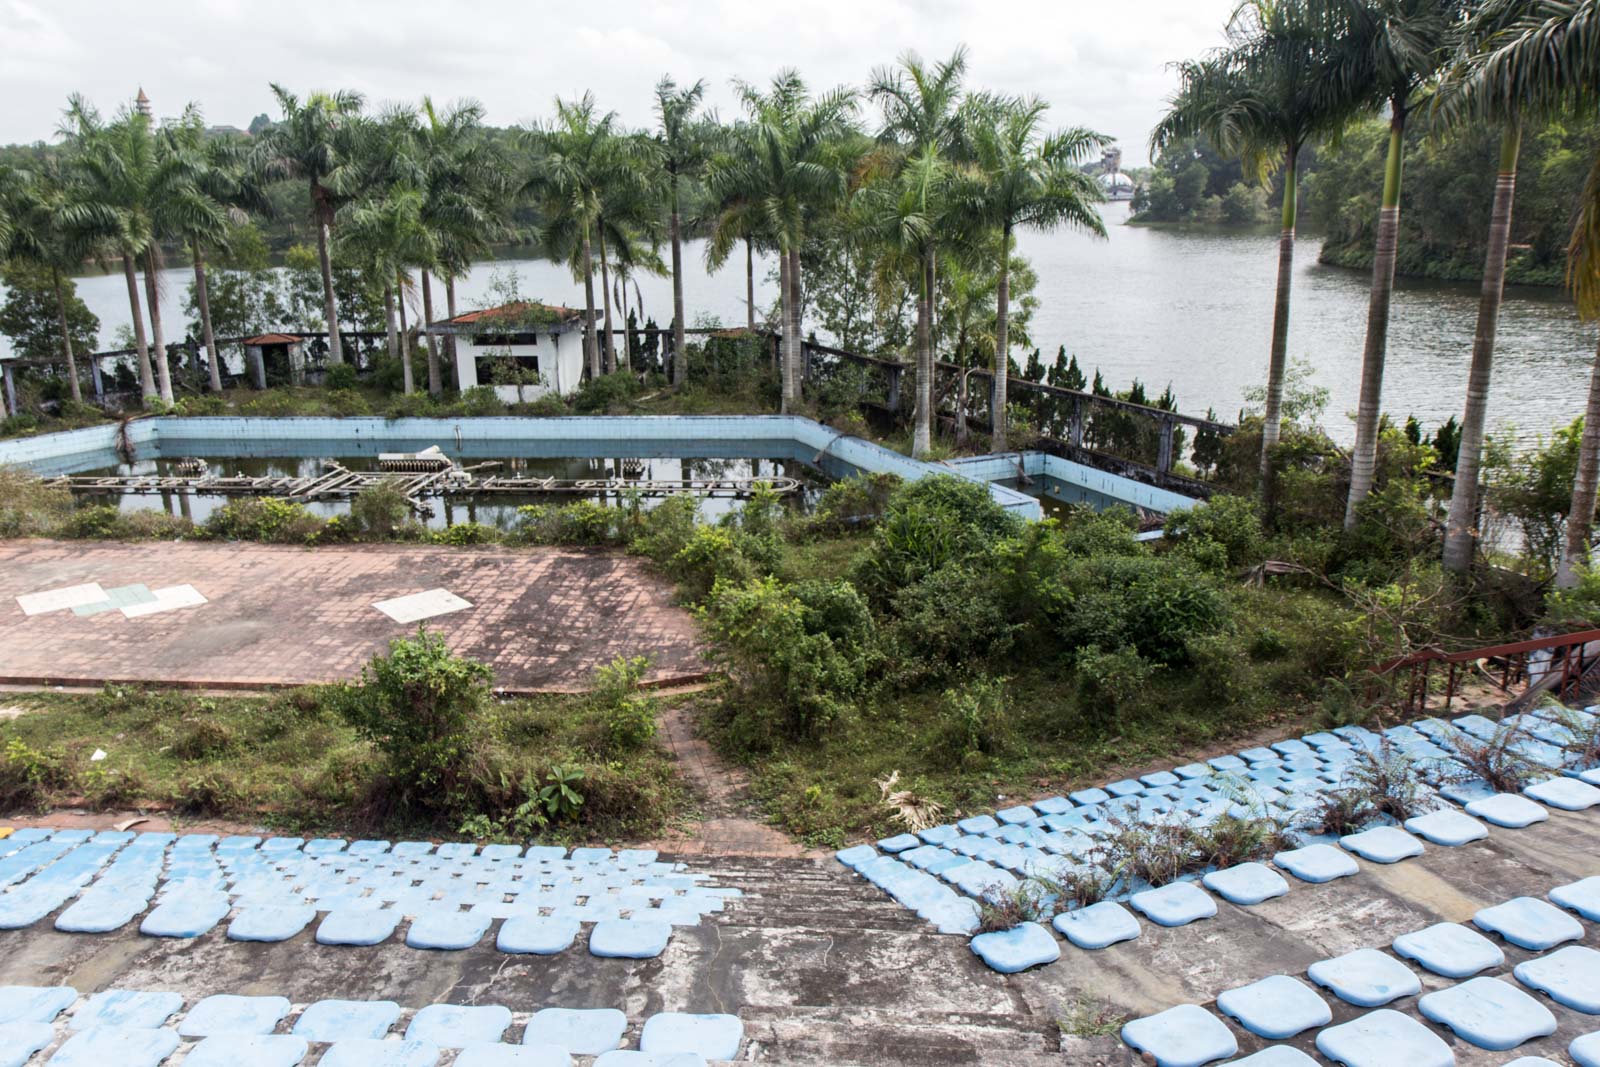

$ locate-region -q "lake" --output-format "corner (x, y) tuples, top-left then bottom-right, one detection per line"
(23, 203), (1600, 449)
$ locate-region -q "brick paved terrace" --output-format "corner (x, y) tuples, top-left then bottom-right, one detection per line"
(0, 540), (708, 692)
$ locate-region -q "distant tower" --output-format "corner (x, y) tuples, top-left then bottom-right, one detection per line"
(135, 87), (152, 118)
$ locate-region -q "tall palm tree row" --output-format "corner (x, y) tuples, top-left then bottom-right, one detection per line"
(869, 49), (970, 458)
(708, 72), (859, 413)
(654, 77), (711, 385)
(1341, 0), (1465, 529)
(254, 85), (365, 367)
(963, 95), (1108, 452)
(1155, 0), (1366, 511)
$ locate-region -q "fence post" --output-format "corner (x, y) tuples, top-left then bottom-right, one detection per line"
(90, 357), (104, 402)
(1157, 417), (1175, 473)
(886, 365), (902, 415)
(1068, 397), (1084, 447)
(1, 363), (16, 416)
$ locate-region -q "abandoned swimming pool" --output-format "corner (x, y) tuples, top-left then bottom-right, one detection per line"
(0, 416), (1198, 528)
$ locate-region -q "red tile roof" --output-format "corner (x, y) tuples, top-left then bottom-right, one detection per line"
(443, 302), (587, 327)
(241, 333), (302, 345)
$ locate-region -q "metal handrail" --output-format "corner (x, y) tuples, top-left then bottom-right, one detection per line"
(1370, 628), (1600, 715)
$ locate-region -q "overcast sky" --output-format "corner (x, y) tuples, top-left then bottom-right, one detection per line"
(1, 0), (1238, 166)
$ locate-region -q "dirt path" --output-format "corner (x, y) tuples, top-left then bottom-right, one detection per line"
(642, 699), (811, 859)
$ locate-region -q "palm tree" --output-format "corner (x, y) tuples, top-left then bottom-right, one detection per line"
(1433, 0), (1593, 575)
(162, 111), (264, 392)
(4, 161), (119, 403)
(1435, 1), (1597, 585)
(859, 149), (949, 456)
(654, 77), (710, 385)
(415, 97), (501, 395)
(703, 121), (773, 334)
(62, 98), (211, 406)
(255, 85), (365, 366)
(869, 49), (970, 456)
(522, 94), (625, 379)
(965, 96), (1107, 451)
(709, 72), (858, 411)
(1341, 0), (1464, 528)
(339, 185), (434, 393)
(1155, 0), (1362, 503)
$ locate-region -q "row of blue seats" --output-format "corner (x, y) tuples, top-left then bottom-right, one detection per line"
(0, 987), (745, 1067)
(1121, 875), (1600, 1066)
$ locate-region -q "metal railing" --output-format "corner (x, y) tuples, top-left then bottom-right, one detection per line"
(1370, 628), (1600, 715)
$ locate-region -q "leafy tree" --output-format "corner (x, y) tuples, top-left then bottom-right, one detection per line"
(0, 262), (99, 367)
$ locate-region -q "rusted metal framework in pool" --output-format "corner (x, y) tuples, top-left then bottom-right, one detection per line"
(40, 462), (801, 518)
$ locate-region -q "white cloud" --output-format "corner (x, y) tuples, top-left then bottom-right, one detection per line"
(0, 0), (1239, 163)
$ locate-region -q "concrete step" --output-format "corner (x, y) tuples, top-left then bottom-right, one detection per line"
(737, 1004), (1098, 1066)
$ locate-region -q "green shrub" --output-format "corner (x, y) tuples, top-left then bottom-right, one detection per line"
(853, 475), (1022, 604)
(0, 738), (69, 810)
(1074, 645), (1156, 730)
(514, 501), (623, 546)
(0, 413), (40, 436)
(931, 675), (1012, 768)
(326, 388), (371, 416)
(571, 371), (640, 414)
(700, 576), (874, 744)
(1057, 555), (1229, 665)
(333, 627), (493, 811)
(890, 563), (1016, 679)
(203, 498), (325, 543)
(170, 716), (237, 760)
(348, 480), (414, 539)
(458, 385), (506, 416)
(0, 467), (72, 537)
(520, 393), (570, 417)
(628, 495), (698, 561)
(1164, 494), (1265, 570)
(430, 521), (498, 546)
(592, 655), (656, 752)
(807, 474), (900, 534)
(171, 770), (241, 816)
(670, 525), (764, 600)
(324, 363), (358, 390)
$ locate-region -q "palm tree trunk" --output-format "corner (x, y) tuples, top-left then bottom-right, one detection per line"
(777, 250), (792, 412)
(122, 253), (156, 404)
(581, 224), (598, 378)
(383, 283), (399, 362)
(396, 269), (414, 395)
(1559, 332), (1600, 588)
(1445, 125), (1522, 574)
(670, 176), (687, 385)
(619, 277), (632, 373)
(445, 275), (459, 390)
(1345, 107), (1408, 529)
(992, 223), (1012, 452)
(912, 246), (934, 459)
(144, 247), (173, 404)
(787, 247), (804, 410)
(50, 268), (82, 405)
(745, 238), (756, 332)
(1261, 145), (1300, 517)
(314, 183), (344, 366)
(598, 226), (616, 375)
(422, 269), (440, 396)
(190, 242), (223, 394)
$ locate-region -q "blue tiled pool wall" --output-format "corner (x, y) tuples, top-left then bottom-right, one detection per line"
(941, 451), (1198, 515)
(0, 416), (1046, 519)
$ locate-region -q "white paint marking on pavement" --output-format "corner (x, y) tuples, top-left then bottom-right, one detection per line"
(120, 584), (208, 619)
(372, 588), (474, 624)
(17, 583), (108, 616)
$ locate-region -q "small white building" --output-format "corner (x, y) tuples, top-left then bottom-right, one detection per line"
(427, 302), (591, 403)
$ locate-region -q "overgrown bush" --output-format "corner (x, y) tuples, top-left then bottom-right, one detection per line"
(592, 655), (656, 753)
(324, 363), (358, 390)
(1057, 554), (1229, 665)
(805, 474), (901, 535)
(890, 563), (1016, 680)
(1164, 494), (1265, 570)
(1073, 645), (1156, 731)
(203, 498), (324, 543)
(332, 627), (493, 812)
(348, 480), (416, 539)
(930, 675), (1012, 768)
(700, 576), (876, 745)
(0, 467), (72, 537)
(852, 475), (1022, 604)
